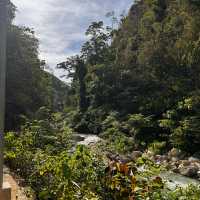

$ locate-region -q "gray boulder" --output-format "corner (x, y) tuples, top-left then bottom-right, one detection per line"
(131, 151), (143, 161)
(179, 165), (198, 177)
(168, 148), (186, 160)
(171, 157), (179, 162)
(180, 160), (191, 166)
(197, 171), (200, 179)
(188, 157), (199, 162)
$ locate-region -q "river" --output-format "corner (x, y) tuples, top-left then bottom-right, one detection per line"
(72, 133), (200, 189)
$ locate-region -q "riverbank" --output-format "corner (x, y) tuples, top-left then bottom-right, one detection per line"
(72, 133), (200, 188)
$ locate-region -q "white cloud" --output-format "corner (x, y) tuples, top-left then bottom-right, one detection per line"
(11, 0), (133, 80)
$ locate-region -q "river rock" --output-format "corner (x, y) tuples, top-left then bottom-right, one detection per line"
(170, 162), (179, 173)
(72, 134), (85, 142)
(193, 162), (200, 169)
(171, 157), (179, 162)
(169, 161), (179, 170)
(154, 155), (162, 162)
(197, 171), (200, 178)
(172, 167), (179, 173)
(188, 157), (199, 162)
(145, 150), (155, 157)
(168, 148), (181, 157)
(179, 165), (198, 177)
(162, 160), (169, 167)
(168, 148), (186, 160)
(154, 155), (168, 163)
(131, 151), (142, 161)
(180, 160), (191, 166)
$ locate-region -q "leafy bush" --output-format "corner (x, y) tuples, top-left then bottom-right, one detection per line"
(105, 156), (200, 200)
(5, 120), (200, 199)
(4, 109), (73, 177)
(72, 108), (107, 134)
(100, 113), (135, 154)
(101, 128), (135, 154)
(127, 114), (158, 147)
(160, 94), (200, 153)
(4, 112), (106, 199)
(148, 141), (167, 155)
(34, 146), (106, 200)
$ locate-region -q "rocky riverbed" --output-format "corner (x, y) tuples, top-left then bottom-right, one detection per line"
(148, 148), (200, 179)
(121, 148), (200, 189)
(71, 134), (200, 188)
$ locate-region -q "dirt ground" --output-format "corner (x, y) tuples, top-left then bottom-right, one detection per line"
(3, 167), (31, 200)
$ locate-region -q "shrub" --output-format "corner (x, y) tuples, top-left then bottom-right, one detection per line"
(160, 94), (200, 153)
(148, 141), (167, 155)
(127, 114), (158, 146)
(72, 108), (107, 134)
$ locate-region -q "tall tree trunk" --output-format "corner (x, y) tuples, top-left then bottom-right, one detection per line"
(79, 79), (87, 112)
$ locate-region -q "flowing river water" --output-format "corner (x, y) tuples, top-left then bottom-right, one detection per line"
(160, 171), (200, 189)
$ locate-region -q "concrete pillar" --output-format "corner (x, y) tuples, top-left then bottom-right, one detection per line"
(0, 0), (11, 198)
(0, 1), (11, 199)
(0, 182), (11, 200)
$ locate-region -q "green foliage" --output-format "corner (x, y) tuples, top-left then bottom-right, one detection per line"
(34, 146), (105, 200)
(57, 56), (88, 112)
(148, 141), (167, 155)
(4, 110), (106, 199)
(6, 0), (200, 199)
(159, 93), (200, 152)
(71, 108), (108, 134)
(105, 156), (200, 200)
(101, 127), (135, 154)
(100, 113), (135, 154)
(6, 20), (70, 130)
(5, 108), (200, 199)
(105, 159), (164, 200)
(56, 0), (200, 153)
(127, 114), (155, 141)
(161, 185), (200, 200)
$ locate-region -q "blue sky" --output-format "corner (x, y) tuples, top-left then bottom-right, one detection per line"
(12, 0), (134, 78)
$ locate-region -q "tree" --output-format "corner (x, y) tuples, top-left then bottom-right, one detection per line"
(81, 21), (111, 65)
(57, 56), (88, 112)
(6, 14), (67, 130)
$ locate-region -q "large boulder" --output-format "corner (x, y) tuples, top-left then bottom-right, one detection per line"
(171, 157), (179, 162)
(168, 148), (187, 160)
(188, 157), (199, 162)
(179, 165), (198, 177)
(143, 150), (155, 158)
(172, 167), (179, 173)
(154, 155), (168, 163)
(197, 171), (200, 179)
(193, 162), (200, 169)
(168, 148), (181, 157)
(180, 160), (191, 167)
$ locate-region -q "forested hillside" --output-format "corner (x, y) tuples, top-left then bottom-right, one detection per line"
(5, 4), (70, 130)
(4, 0), (200, 199)
(57, 0), (200, 153)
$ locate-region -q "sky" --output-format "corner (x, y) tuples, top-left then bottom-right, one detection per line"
(11, 0), (134, 79)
